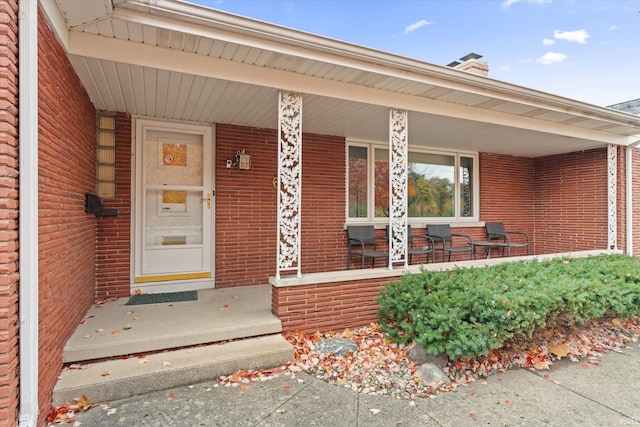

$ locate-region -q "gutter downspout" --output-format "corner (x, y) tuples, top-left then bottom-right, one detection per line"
(18, 0), (39, 425)
(627, 139), (640, 256)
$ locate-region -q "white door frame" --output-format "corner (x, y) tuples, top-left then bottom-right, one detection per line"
(132, 118), (215, 294)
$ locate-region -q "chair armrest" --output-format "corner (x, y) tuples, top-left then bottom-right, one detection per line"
(348, 237), (366, 249)
(451, 233), (473, 244)
(506, 231), (529, 244)
(427, 234), (446, 249)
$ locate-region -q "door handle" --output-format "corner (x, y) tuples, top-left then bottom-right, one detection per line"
(200, 193), (211, 209)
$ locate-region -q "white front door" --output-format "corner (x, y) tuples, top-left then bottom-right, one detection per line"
(133, 119), (214, 293)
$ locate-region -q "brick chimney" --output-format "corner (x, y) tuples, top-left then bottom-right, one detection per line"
(447, 53), (489, 77)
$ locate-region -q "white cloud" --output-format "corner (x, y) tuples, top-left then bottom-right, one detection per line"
(502, 0), (552, 7)
(518, 58), (533, 64)
(404, 19), (432, 34)
(542, 38), (555, 45)
(499, 65), (510, 71)
(537, 52), (567, 64)
(554, 29), (590, 44)
(609, 25), (618, 31)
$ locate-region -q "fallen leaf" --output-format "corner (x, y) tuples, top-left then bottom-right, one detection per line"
(532, 360), (550, 370)
(369, 408), (381, 415)
(470, 413), (478, 420)
(123, 325), (132, 330)
(135, 289), (143, 295)
(101, 371), (110, 377)
(582, 363), (590, 368)
(126, 311), (134, 315)
(505, 399), (512, 405)
(342, 328), (354, 339)
(470, 392), (478, 397)
(169, 393), (176, 398)
(548, 342), (573, 358)
(163, 361), (171, 367)
(96, 329), (104, 333)
(283, 385), (291, 391)
(111, 330), (120, 335)
(138, 359), (149, 365)
(240, 385), (250, 390)
(73, 394), (92, 411)
(82, 335), (91, 339)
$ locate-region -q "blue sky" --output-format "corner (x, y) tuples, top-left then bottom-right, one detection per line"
(191, 0), (639, 107)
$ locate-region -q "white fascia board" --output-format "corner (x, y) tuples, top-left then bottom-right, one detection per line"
(39, 0), (71, 51)
(69, 31), (634, 146)
(114, 3), (640, 129)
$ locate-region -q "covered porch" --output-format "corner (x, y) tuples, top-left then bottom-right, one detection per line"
(27, 2), (640, 421)
(42, 1), (640, 320)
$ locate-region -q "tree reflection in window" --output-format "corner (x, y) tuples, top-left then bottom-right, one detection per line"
(348, 146), (368, 218)
(375, 149), (454, 218)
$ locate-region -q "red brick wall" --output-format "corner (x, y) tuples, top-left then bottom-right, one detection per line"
(533, 149), (608, 254)
(96, 113), (132, 298)
(479, 153), (536, 255)
(215, 124), (345, 287)
(0, 0), (18, 423)
(38, 10), (97, 426)
(273, 277), (389, 333)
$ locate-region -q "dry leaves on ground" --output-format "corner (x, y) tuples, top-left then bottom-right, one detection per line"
(216, 316), (640, 400)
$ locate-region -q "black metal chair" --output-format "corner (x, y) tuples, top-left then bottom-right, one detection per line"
(385, 225), (435, 264)
(485, 222), (530, 257)
(426, 224), (474, 262)
(347, 225), (389, 269)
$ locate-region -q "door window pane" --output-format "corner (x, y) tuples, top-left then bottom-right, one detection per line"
(144, 131), (203, 247)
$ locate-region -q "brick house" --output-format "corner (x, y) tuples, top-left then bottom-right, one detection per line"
(2, 0), (640, 425)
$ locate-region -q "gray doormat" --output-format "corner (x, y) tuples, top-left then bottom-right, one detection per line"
(126, 291), (198, 305)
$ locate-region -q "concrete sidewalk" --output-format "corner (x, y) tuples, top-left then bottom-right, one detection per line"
(72, 341), (640, 426)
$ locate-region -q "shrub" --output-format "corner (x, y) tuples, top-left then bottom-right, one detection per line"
(376, 254), (640, 360)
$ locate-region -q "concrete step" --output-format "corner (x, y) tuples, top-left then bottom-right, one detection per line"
(62, 285), (281, 363)
(52, 334), (294, 406)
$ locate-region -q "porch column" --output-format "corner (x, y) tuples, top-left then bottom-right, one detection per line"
(276, 91), (303, 279)
(389, 108), (408, 268)
(608, 144), (617, 250)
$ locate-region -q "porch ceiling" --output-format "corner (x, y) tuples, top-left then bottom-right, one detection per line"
(47, 0), (640, 157)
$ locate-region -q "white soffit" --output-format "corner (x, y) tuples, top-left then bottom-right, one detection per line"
(50, 0), (640, 157)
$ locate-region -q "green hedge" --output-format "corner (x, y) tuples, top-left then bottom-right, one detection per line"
(376, 254), (640, 360)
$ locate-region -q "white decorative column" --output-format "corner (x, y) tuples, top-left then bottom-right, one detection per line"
(608, 144), (617, 250)
(389, 109), (408, 268)
(277, 91), (303, 279)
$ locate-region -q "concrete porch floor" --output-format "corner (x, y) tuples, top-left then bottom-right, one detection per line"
(54, 285), (294, 405)
(63, 284), (283, 363)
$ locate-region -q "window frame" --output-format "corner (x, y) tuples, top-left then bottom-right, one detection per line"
(346, 139), (479, 224)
